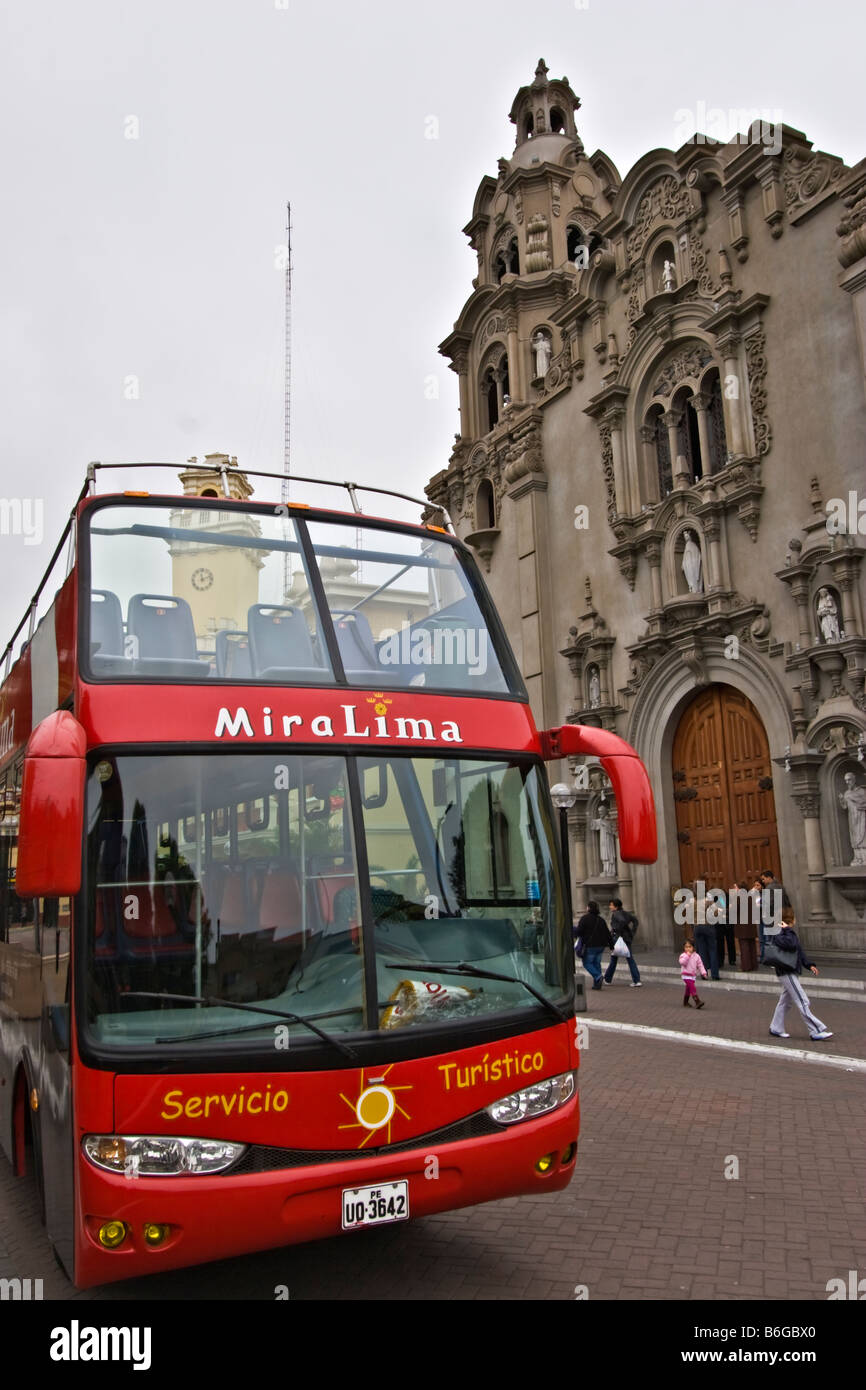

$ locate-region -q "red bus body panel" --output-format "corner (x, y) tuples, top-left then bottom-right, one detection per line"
(74, 1023), (579, 1288)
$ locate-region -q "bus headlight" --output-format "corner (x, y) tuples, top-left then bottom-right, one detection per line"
(485, 1071), (576, 1125)
(83, 1135), (246, 1175)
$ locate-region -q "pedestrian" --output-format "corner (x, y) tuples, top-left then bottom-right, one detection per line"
(759, 868), (789, 963)
(679, 939), (707, 1008)
(693, 880), (720, 981)
(716, 883), (736, 967)
(733, 879), (759, 972)
(603, 898), (642, 986)
(577, 899), (614, 991)
(767, 907), (833, 1041)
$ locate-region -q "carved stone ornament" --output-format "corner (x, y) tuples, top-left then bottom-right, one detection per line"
(625, 176), (691, 263)
(782, 146), (842, 217)
(837, 180), (866, 268)
(651, 345), (714, 399)
(482, 314), (507, 342)
(680, 638), (708, 686)
(525, 213), (552, 272)
(793, 793), (821, 820)
(745, 324), (772, 457)
(598, 422), (616, 524)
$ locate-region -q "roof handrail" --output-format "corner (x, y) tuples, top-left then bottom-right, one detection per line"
(1, 463), (454, 674)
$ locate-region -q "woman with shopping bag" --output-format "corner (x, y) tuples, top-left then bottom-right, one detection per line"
(603, 897), (642, 986)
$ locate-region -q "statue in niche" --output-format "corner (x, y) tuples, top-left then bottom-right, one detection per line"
(532, 331), (552, 379)
(681, 530), (703, 594)
(816, 588), (842, 644)
(588, 667), (601, 709)
(839, 770), (866, 866)
(591, 804), (617, 878)
(662, 259), (676, 293)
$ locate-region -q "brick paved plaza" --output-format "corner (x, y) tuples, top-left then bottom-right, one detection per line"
(1, 968), (862, 1303)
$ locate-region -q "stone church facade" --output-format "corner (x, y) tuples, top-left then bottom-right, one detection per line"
(426, 61), (866, 958)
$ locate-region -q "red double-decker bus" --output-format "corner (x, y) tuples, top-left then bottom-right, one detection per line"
(0, 463), (656, 1288)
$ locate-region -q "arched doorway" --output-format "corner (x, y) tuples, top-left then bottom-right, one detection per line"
(672, 686), (781, 888)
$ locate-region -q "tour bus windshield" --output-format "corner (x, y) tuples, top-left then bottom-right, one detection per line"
(83, 751), (569, 1054)
(83, 501), (516, 695)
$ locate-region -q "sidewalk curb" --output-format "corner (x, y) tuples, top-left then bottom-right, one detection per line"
(584, 1019), (866, 1072)
(632, 964), (865, 1003)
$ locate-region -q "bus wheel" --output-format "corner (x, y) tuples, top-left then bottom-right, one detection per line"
(16, 1068), (46, 1225)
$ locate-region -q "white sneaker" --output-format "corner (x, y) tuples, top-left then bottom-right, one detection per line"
(811, 1031), (833, 1041)
(629, 982), (642, 987)
(768, 1030), (790, 1038)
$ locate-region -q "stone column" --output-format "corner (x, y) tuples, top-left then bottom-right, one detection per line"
(662, 408), (684, 485)
(702, 513), (724, 592)
(604, 407), (630, 517)
(795, 796), (833, 921)
(639, 422), (660, 503)
(714, 330), (748, 457)
(790, 752), (832, 921)
(787, 571), (816, 648)
(646, 539), (663, 612)
(570, 811), (588, 889)
(453, 350), (470, 440)
(689, 391), (714, 474)
(506, 314), (523, 402)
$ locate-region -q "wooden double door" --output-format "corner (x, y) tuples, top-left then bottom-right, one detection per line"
(672, 686), (781, 890)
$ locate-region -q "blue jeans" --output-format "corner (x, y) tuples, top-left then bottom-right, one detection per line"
(583, 947), (604, 984)
(604, 950), (640, 984)
(695, 924), (719, 980)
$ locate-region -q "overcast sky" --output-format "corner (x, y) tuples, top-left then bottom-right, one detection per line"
(1, 0), (861, 646)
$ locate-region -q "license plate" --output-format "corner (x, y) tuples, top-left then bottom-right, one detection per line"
(342, 1180), (409, 1230)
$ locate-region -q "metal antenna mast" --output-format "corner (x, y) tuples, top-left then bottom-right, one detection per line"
(282, 200), (293, 597)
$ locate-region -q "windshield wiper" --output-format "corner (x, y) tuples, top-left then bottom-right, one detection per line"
(383, 962), (568, 1023)
(120, 991), (359, 1060)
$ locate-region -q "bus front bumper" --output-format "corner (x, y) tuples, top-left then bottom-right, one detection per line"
(75, 1096), (579, 1288)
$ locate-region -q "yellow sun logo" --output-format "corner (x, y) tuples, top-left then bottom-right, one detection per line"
(366, 691), (392, 717)
(338, 1066), (412, 1149)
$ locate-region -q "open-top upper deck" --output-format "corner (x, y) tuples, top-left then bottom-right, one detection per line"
(0, 464), (529, 773)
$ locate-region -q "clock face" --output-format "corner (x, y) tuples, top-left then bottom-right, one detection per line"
(191, 567), (214, 591)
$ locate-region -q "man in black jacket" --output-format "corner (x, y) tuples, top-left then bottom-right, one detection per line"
(577, 900), (614, 991)
(768, 908), (833, 1041)
(603, 898), (642, 986)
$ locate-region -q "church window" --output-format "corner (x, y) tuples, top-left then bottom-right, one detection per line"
(672, 386), (703, 483)
(550, 107), (565, 134)
(647, 404), (672, 498)
(524, 114), (534, 139)
(495, 235), (519, 282)
(476, 478), (496, 530)
(481, 352), (510, 433)
(705, 370), (729, 473)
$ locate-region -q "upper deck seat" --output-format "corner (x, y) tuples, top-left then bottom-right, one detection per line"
(215, 629), (252, 679)
(331, 608), (399, 684)
(126, 594), (210, 679)
(247, 604), (326, 683)
(89, 590), (128, 675)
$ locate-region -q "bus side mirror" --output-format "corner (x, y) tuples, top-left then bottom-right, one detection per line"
(17, 711), (87, 897)
(539, 724), (658, 865)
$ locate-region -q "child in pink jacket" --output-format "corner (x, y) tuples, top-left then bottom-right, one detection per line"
(679, 939), (707, 1008)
